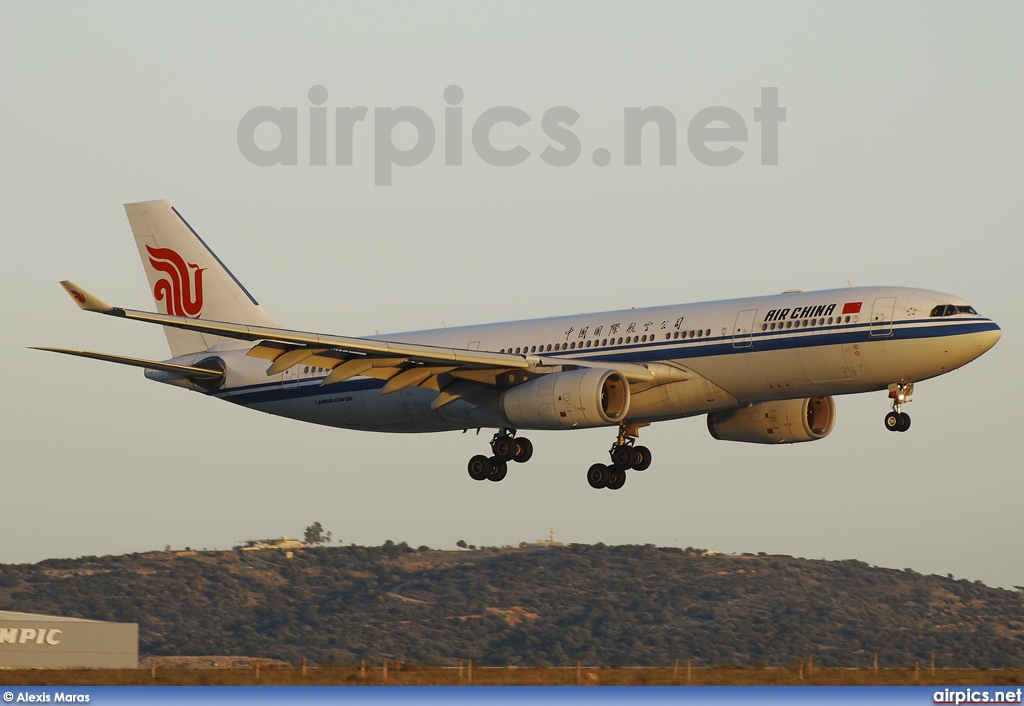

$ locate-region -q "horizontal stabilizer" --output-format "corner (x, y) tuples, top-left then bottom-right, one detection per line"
(31, 347), (225, 379)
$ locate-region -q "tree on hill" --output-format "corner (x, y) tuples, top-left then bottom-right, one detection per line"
(304, 522), (324, 545)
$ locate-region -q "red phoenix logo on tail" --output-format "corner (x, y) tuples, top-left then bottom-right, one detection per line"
(146, 245), (206, 318)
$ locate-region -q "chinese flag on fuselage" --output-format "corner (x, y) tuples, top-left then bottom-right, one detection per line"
(842, 302), (863, 315)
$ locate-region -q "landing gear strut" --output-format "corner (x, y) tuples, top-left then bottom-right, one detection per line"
(467, 428), (533, 482)
(587, 422), (652, 490)
(884, 382), (913, 433)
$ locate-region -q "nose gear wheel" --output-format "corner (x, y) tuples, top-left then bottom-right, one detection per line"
(884, 382), (913, 433)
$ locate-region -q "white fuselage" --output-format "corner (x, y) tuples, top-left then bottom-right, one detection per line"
(152, 286), (1001, 433)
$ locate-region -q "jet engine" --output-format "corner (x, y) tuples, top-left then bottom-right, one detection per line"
(499, 368), (630, 430)
(707, 396), (836, 444)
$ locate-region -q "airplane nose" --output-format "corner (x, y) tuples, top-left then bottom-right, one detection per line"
(973, 322), (1001, 353)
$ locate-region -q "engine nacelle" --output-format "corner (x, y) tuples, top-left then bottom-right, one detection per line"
(707, 396), (836, 444)
(499, 368), (630, 430)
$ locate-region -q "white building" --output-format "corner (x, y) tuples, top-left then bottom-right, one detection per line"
(0, 610), (138, 668)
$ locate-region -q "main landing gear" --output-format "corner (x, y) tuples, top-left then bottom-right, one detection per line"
(884, 381), (913, 433)
(465, 423), (655, 490)
(467, 429), (534, 482)
(587, 423), (652, 491)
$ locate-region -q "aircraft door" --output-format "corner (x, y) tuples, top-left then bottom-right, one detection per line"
(281, 364), (300, 390)
(732, 309), (758, 348)
(869, 297), (896, 337)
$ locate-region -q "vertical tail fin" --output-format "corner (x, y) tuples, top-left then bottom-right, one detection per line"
(124, 200), (280, 357)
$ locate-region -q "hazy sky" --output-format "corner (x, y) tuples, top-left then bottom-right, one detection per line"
(3, 2), (1022, 589)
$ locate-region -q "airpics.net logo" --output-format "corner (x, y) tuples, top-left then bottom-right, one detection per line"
(237, 85), (786, 185)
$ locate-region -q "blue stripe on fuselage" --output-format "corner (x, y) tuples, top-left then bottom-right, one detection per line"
(217, 375), (385, 405)
(212, 318), (998, 405)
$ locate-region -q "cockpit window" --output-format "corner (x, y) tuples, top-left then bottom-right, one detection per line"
(930, 304), (978, 317)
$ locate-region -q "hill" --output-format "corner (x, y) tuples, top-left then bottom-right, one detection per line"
(1, 544), (1021, 667)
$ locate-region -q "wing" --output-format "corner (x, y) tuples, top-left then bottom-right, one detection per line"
(56, 281), (664, 408)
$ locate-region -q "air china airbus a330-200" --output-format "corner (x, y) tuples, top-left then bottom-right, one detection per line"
(37, 201), (1001, 490)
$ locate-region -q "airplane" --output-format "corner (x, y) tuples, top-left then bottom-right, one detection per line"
(36, 200), (1002, 490)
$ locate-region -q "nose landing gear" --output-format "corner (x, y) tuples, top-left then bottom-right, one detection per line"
(467, 428), (534, 482)
(885, 382), (913, 432)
